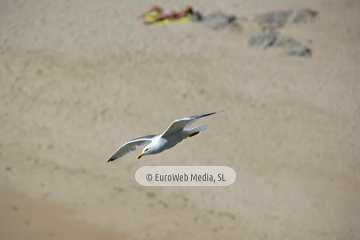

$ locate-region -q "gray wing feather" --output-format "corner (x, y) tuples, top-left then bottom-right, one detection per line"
(107, 135), (156, 162)
(161, 110), (224, 138)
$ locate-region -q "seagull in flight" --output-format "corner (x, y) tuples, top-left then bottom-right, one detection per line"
(107, 110), (224, 162)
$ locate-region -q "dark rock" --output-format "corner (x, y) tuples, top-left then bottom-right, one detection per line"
(254, 10), (292, 27)
(248, 29), (311, 57)
(199, 12), (237, 30)
(288, 9), (318, 23)
(190, 12), (203, 22)
(273, 35), (293, 47)
(285, 41), (311, 57)
(254, 9), (318, 27)
(248, 29), (278, 50)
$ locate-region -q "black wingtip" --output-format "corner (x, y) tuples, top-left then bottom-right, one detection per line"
(107, 158), (115, 163)
(201, 110), (224, 118)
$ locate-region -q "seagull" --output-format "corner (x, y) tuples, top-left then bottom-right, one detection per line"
(107, 110), (224, 162)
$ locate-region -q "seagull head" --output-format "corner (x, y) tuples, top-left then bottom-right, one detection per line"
(138, 145), (154, 159)
(137, 137), (165, 159)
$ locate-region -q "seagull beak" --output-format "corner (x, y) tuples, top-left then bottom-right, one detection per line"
(138, 153), (145, 159)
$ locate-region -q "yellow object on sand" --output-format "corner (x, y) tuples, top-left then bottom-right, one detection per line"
(144, 12), (190, 25)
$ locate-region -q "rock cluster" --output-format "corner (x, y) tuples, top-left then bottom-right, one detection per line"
(254, 9), (318, 28)
(248, 28), (311, 57)
(249, 9), (317, 57)
(192, 11), (239, 30)
(191, 8), (317, 57)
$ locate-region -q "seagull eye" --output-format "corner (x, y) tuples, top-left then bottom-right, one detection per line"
(145, 149), (149, 152)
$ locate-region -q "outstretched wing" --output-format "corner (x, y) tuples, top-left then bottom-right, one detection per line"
(161, 110), (224, 138)
(107, 135), (156, 162)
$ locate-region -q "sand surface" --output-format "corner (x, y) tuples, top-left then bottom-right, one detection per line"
(1, 0), (360, 239)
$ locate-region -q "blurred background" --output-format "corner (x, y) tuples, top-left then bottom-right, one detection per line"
(1, 0), (359, 239)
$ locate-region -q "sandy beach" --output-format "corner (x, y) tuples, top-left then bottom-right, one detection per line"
(1, 0), (360, 239)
